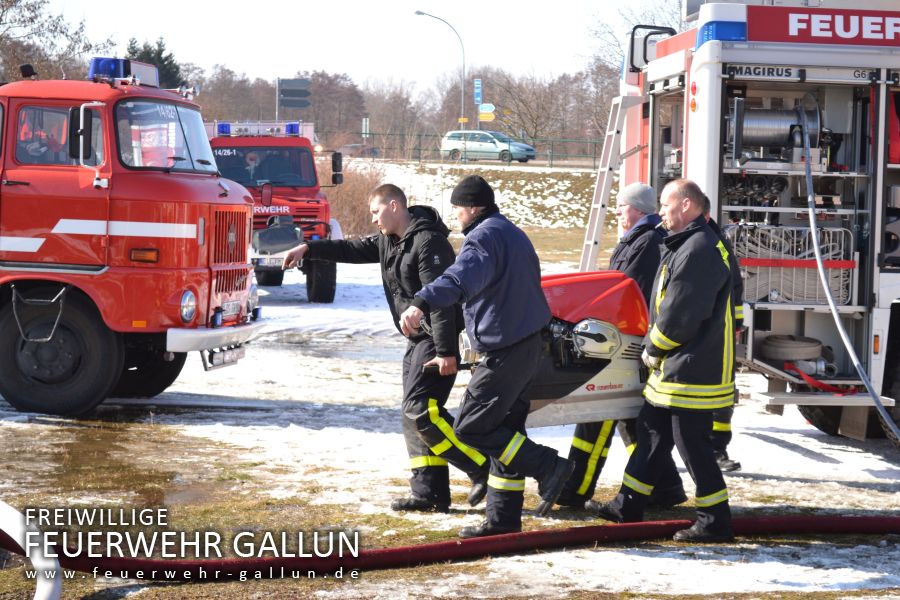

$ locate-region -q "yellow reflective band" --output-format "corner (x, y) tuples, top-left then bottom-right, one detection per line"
(716, 240), (730, 267)
(428, 398), (487, 466)
(625, 443), (637, 456)
(650, 324), (680, 352)
(647, 372), (736, 396)
(696, 488), (729, 507)
(576, 420), (615, 496)
(643, 386), (735, 410)
(655, 264), (667, 313)
(722, 296), (733, 385)
(499, 431), (526, 466)
(410, 456), (449, 469)
(622, 472), (654, 496)
(571, 437), (594, 453)
(487, 474), (525, 492)
(735, 305), (744, 320)
(712, 421), (731, 432)
(430, 439), (453, 455)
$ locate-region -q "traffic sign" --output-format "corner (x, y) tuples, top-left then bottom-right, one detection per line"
(479, 103), (495, 113)
(478, 112), (495, 122)
(458, 117), (469, 124)
(280, 88), (310, 98)
(280, 98), (311, 108)
(280, 78), (311, 90)
(473, 79), (482, 105)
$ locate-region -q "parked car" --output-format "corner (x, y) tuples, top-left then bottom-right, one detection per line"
(440, 130), (536, 163)
(339, 143), (379, 158)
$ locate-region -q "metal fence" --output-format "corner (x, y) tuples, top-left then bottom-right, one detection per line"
(323, 131), (606, 168)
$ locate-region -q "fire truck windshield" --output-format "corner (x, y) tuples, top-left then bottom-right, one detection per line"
(211, 146), (317, 188)
(116, 100), (217, 173)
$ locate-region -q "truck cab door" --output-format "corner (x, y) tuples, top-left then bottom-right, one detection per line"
(0, 102), (110, 268)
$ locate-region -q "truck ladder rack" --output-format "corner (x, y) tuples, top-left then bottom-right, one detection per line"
(579, 95), (647, 272)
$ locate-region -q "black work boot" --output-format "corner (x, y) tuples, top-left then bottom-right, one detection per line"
(459, 520), (521, 539)
(673, 521), (735, 543)
(467, 468), (489, 507)
(535, 457), (576, 516)
(390, 495), (450, 513)
(715, 451), (742, 472)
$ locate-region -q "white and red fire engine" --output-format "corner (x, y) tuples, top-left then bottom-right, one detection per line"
(581, 0), (900, 443)
(0, 58), (263, 416)
(207, 121), (343, 303)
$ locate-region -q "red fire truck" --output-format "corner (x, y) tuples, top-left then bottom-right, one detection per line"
(207, 122), (343, 303)
(0, 58), (263, 416)
(580, 0), (900, 443)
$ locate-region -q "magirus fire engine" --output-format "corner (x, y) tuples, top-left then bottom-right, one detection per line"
(0, 58), (263, 416)
(206, 121), (343, 303)
(577, 0), (900, 445)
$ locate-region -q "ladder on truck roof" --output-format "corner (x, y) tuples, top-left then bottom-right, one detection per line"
(579, 94), (647, 272)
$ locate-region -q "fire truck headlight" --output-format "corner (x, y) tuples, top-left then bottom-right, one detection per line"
(180, 290), (197, 323)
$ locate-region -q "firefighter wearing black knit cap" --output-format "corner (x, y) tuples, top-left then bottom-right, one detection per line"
(594, 179), (736, 543)
(399, 175), (575, 538)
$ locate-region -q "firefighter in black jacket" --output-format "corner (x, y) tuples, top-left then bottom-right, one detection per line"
(594, 179), (736, 543)
(283, 184), (488, 512)
(557, 183), (687, 511)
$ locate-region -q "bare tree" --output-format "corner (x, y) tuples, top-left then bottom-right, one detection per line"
(591, 0), (684, 68)
(0, 0), (112, 80)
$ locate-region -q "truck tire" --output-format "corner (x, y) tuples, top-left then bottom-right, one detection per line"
(0, 293), (124, 415)
(797, 405), (841, 435)
(306, 260), (336, 303)
(110, 350), (187, 398)
(256, 271), (284, 286)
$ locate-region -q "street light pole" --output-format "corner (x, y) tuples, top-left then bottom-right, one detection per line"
(415, 10), (465, 128)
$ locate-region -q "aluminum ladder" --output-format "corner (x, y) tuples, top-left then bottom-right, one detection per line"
(579, 95), (647, 272)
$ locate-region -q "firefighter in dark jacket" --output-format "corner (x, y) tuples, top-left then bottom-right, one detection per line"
(283, 184), (489, 513)
(557, 183), (687, 511)
(594, 179), (736, 543)
(399, 175), (574, 539)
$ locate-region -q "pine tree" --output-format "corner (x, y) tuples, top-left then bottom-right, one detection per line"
(125, 38), (184, 88)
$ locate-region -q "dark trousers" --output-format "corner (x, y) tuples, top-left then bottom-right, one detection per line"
(710, 406), (734, 454)
(559, 418), (684, 506)
(402, 337), (487, 504)
(609, 401), (732, 533)
(454, 332), (559, 528)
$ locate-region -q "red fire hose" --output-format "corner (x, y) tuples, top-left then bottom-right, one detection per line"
(2, 515), (898, 581)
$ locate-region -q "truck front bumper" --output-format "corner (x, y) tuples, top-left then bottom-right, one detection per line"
(166, 320), (267, 352)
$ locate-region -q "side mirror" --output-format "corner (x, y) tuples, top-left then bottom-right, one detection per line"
(331, 151), (342, 174)
(331, 173), (343, 185)
(260, 182), (273, 207)
(67, 107), (92, 161)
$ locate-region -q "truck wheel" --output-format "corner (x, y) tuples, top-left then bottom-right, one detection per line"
(110, 350), (187, 398)
(797, 405), (841, 435)
(0, 293), (124, 415)
(306, 260), (337, 303)
(499, 150), (512, 163)
(256, 271), (284, 286)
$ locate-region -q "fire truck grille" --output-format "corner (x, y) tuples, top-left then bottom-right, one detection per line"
(253, 207), (323, 231)
(213, 210), (248, 264)
(215, 267), (251, 294)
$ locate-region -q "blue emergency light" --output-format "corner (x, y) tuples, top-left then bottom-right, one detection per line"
(285, 122), (300, 135)
(696, 21), (747, 47)
(87, 57), (160, 87)
(217, 122), (232, 136)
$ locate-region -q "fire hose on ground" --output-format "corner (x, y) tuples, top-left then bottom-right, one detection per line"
(1, 513), (899, 590)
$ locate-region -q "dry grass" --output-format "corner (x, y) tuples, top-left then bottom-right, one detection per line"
(318, 160), (384, 238)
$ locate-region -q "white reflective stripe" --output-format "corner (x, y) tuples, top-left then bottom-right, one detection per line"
(0, 237), (45, 252)
(53, 219), (197, 239)
(52, 219), (107, 235)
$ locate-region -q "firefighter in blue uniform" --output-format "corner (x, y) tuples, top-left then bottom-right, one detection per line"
(594, 179), (736, 542)
(399, 175), (574, 538)
(283, 184), (489, 513)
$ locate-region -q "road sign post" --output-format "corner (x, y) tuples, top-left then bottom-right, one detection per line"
(473, 78), (482, 105)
